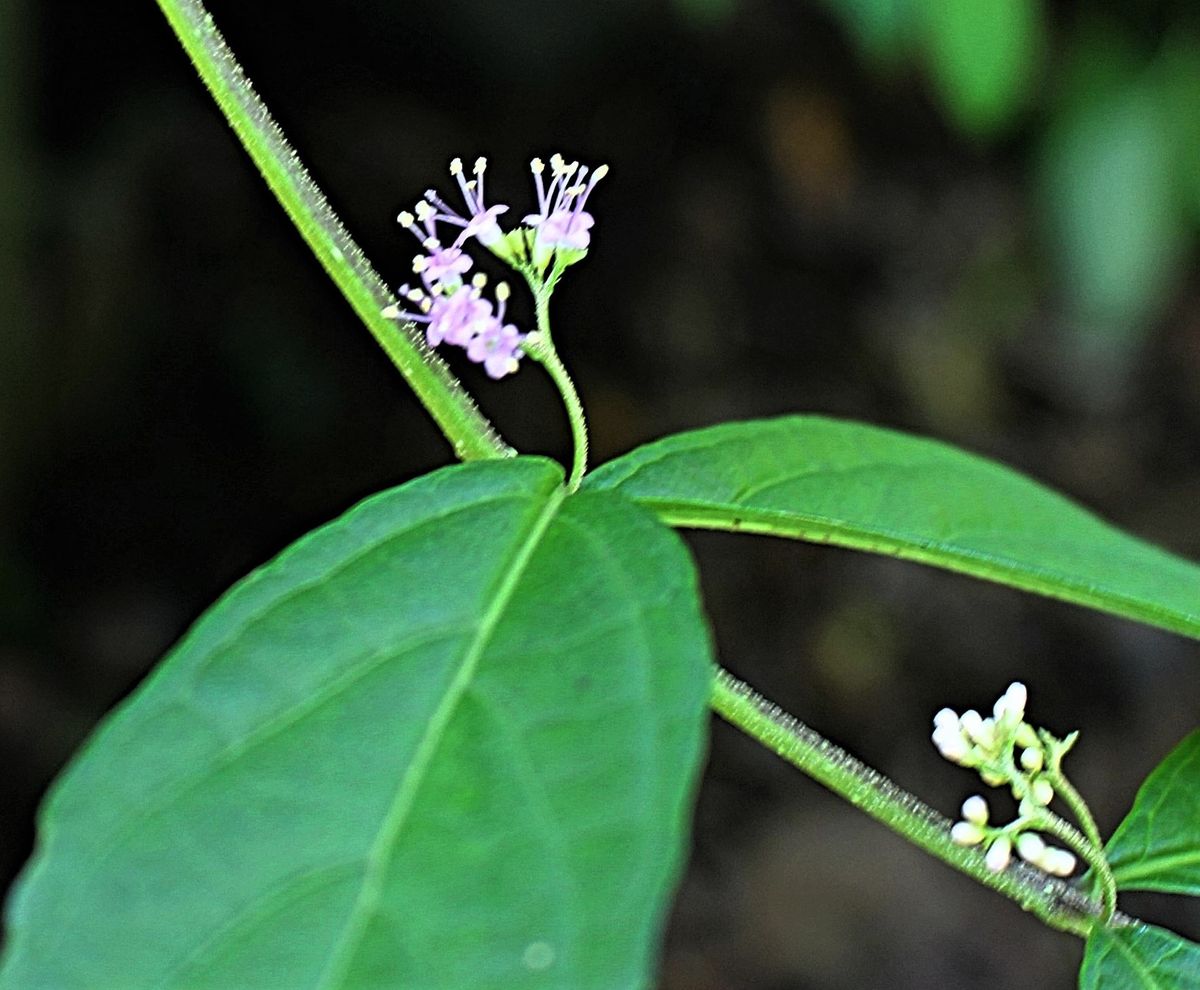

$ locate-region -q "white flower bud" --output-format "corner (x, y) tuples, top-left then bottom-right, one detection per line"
(959, 709), (984, 740)
(933, 726), (969, 763)
(1041, 848), (1077, 877)
(1031, 778), (1055, 806)
(933, 707), (959, 730)
(1016, 832), (1046, 864)
(1020, 747), (1044, 772)
(985, 836), (1013, 872)
(961, 795), (989, 825)
(1004, 682), (1027, 716)
(952, 822), (986, 846)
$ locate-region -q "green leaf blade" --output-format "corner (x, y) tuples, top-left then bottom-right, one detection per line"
(584, 416), (1200, 640)
(1105, 730), (1200, 896)
(1079, 923), (1200, 990)
(1, 458), (713, 989)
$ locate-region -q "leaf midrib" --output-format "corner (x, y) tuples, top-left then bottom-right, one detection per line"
(313, 483), (568, 989)
(642, 500), (1200, 637)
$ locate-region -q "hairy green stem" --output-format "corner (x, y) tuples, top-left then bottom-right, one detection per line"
(1048, 769), (1103, 854)
(531, 287), (588, 491)
(1027, 811), (1118, 921)
(711, 667), (1114, 939)
(1043, 770), (1118, 920)
(153, 0), (510, 462)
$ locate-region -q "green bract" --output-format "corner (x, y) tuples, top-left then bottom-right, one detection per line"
(0, 459), (712, 989)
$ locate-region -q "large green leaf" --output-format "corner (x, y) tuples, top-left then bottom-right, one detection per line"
(1105, 729), (1200, 896)
(584, 416), (1200, 640)
(0, 458), (713, 989)
(1079, 923), (1200, 990)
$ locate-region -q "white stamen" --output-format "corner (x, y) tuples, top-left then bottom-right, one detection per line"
(450, 157), (464, 175)
(397, 210), (415, 227)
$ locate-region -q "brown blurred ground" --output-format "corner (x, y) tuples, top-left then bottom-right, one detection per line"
(1, 1), (1199, 987)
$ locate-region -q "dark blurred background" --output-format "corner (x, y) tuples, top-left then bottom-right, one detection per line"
(2, 1), (1199, 986)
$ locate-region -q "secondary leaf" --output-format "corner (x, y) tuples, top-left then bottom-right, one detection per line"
(0, 457), (713, 990)
(584, 416), (1200, 640)
(1105, 729), (1200, 896)
(1079, 923), (1200, 990)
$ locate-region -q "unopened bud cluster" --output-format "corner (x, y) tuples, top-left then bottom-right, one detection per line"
(383, 154), (606, 379)
(934, 682), (1078, 876)
(948, 793), (1076, 876)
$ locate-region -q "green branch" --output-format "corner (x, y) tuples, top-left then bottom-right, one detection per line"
(153, 0), (511, 462)
(711, 667), (1119, 940)
(528, 284), (588, 492)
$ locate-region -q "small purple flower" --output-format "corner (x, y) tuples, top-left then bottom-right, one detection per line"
(424, 157), (510, 248)
(523, 155), (608, 256)
(415, 244), (472, 289)
(383, 277), (524, 379)
(397, 203), (473, 293)
(382, 279), (489, 349)
(464, 282), (524, 379)
(426, 281), (494, 348)
(468, 322), (524, 379)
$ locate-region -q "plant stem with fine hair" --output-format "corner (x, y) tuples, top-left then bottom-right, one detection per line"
(710, 666), (1124, 940)
(153, 0), (511, 462)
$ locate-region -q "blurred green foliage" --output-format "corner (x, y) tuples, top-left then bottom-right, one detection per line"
(819, 0), (1200, 362)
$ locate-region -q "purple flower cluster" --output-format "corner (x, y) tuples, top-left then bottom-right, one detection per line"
(383, 154), (606, 379)
(383, 159), (523, 379)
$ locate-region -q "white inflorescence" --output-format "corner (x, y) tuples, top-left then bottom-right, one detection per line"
(933, 681), (1083, 878)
